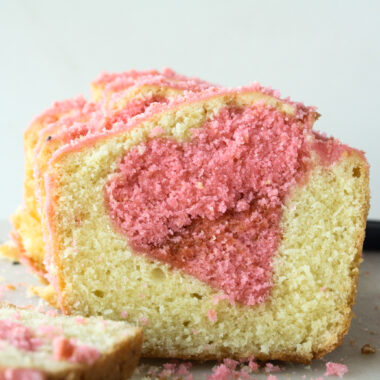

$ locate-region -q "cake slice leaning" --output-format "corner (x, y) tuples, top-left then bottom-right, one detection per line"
(43, 85), (368, 363)
(0, 303), (142, 380)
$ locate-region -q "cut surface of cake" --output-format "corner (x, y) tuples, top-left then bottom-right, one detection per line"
(0, 303), (142, 379)
(2, 69), (369, 363)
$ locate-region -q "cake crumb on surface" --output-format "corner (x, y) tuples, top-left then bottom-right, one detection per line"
(265, 362), (281, 373)
(324, 362), (348, 378)
(361, 343), (376, 354)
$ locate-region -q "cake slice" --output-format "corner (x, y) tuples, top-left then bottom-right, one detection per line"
(0, 303), (143, 379)
(8, 69), (215, 277)
(40, 79), (369, 362)
(2, 70), (369, 363)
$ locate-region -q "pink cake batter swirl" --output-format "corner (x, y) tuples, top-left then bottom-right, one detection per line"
(106, 105), (313, 305)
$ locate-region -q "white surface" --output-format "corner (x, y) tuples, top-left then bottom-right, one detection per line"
(0, 220), (379, 379)
(0, 0), (379, 221)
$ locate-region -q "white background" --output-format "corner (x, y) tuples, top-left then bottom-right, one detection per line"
(0, 0), (379, 220)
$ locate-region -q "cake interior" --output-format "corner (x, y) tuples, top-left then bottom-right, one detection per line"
(47, 94), (368, 361)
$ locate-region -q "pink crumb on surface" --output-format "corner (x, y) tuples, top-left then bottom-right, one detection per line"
(324, 362), (348, 378)
(265, 363), (281, 373)
(177, 363), (193, 379)
(266, 375), (279, 380)
(248, 356), (259, 372)
(158, 363), (176, 378)
(207, 364), (231, 380)
(52, 336), (100, 365)
(223, 358), (239, 370)
(106, 105), (316, 305)
(0, 319), (42, 351)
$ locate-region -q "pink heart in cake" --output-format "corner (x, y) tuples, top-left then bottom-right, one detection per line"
(106, 105), (312, 305)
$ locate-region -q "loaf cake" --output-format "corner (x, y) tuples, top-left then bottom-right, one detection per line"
(0, 303), (142, 379)
(1, 69), (369, 363)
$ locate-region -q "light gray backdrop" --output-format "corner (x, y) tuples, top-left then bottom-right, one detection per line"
(1, 0), (379, 220)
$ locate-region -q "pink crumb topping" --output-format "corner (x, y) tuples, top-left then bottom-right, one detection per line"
(312, 131), (358, 165)
(324, 362), (348, 378)
(52, 336), (100, 365)
(156, 362), (193, 380)
(106, 105), (313, 305)
(92, 67), (215, 94)
(0, 369), (46, 380)
(267, 376), (279, 380)
(0, 320), (42, 351)
(37, 69), (216, 172)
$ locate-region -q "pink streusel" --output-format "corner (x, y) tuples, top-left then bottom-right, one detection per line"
(52, 336), (100, 365)
(324, 362), (348, 378)
(0, 319), (42, 351)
